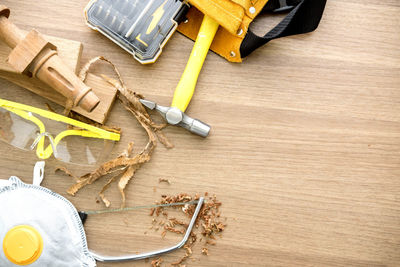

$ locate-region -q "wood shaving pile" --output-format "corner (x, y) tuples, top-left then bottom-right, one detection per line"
(149, 193), (226, 266)
(57, 57), (173, 207)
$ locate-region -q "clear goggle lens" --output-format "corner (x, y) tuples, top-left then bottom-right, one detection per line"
(0, 107), (114, 166)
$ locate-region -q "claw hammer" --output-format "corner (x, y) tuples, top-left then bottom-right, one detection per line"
(140, 15), (219, 137)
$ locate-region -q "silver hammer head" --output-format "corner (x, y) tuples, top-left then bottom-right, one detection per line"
(139, 99), (211, 137)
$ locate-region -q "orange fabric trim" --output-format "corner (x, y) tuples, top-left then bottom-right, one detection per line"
(178, 0), (269, 63)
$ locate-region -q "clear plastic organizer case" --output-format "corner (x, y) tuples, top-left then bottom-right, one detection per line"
(85, 0), (189, 64)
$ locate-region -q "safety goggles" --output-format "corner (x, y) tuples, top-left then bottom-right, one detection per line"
(0, 98), (120, 165)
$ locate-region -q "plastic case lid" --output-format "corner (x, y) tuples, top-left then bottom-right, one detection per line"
(85, 0), (189, 64)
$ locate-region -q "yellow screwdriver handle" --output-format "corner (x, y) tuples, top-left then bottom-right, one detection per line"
(171, 15), (219, 112)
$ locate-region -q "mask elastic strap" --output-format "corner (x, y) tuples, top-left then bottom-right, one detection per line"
(33, 161), (45, 186)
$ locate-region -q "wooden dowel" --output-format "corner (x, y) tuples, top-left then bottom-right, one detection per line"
(0, 16), (24, 48)
(0, 5), (101, 113)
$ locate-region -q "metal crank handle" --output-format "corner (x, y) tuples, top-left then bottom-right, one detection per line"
(90, 197), (205, 262)
(171, 15), (219, 112)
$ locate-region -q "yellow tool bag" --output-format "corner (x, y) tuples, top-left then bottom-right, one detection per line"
(178, 0), (327, 62)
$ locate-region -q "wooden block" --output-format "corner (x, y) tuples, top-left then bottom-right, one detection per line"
(0, 33), (117, 124)
(0, 71), (117, 123)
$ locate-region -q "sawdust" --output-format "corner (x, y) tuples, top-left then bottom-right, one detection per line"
(150, 193), (226, 266)
(57, 57), (173, 207)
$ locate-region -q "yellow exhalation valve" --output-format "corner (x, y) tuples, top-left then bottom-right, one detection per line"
(3, 225), (43, 265)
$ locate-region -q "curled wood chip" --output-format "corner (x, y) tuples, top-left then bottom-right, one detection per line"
(55, 167), (81, 182)
(98, 172), (125, 208)
(104, 74), (173, 149)
(201, 248), (209, 256)
(57, 57), (173, 207)
(118, 165), (136, 207)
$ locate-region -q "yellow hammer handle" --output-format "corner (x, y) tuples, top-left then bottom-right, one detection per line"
(171, 15), (219, 112)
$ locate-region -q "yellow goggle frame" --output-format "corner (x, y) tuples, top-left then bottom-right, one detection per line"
(0, 98), (120, 160)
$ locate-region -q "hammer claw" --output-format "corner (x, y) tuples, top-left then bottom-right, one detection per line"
(139, 99), (156, 110)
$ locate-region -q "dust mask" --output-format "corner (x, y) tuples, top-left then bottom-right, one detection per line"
(0, 171), (96, 266)
(0, 162), (204, 266)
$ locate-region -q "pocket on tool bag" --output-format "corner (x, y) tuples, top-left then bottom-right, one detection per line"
(188, 0), (246, 35)
(179, 0), (271, 62)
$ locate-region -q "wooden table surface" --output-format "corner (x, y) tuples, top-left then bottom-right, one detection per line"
(1, 1), (400, 266)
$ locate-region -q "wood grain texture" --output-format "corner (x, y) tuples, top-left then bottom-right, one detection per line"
(0, 1), (399, 266)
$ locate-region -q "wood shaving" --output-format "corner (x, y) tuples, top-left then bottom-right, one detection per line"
(98, 172), (123, 207)
(55, 167), (80, 182)
(57, 57), (173, 207)
(159, 178), (171, 184)
(151, 258), (163, 267)
(151, 193), (226, 266)
(169, 218), (188, 227)
(150, 208), (155, 216)
(164, 226), (185, 234)
(171, 233), (197, 266)
(206, 240), (216, 245)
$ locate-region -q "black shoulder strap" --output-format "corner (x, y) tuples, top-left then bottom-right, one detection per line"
(240, 0), (327, 58)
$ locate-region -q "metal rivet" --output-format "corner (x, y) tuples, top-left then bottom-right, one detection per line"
(184, 19), (189, 24)
(237, 28), (243, 36)
(230, 51), (236, 57)
(249, 6), (256, 14)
